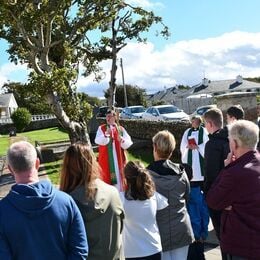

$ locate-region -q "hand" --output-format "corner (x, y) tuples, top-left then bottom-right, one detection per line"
(105, 128), (111, 137)
(225, 206), (232, 211)
(224, 152), (236, 166)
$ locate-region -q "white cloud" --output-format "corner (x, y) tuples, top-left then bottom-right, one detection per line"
(77, 31), (260, 97)
(1, 31), (260, 98)
(0, 63), (29, 92)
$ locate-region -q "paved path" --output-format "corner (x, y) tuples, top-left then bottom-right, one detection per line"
(205, 221), (221, 259)
(0, 165), (49, 199)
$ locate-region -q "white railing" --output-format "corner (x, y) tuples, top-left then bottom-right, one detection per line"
(0, 114), (56, 124)
(31, 114), (56, 121)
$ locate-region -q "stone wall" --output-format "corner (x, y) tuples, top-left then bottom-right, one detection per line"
(96, 118), (191, 158)
(215, 92), (258, 123)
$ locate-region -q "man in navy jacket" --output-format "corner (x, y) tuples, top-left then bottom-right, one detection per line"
(0, 141), (88, 260)
(207, 120), (260, 259)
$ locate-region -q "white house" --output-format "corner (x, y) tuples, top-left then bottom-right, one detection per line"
(0, 93), (18, 118)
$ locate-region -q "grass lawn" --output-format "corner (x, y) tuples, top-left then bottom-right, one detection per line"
(0, 127), (154, 185)
(45, 148), (154, 185)
(0, 127), (69, 156)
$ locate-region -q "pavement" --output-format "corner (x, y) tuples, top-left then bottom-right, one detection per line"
(0, 164), (49, 199)
(0, 165), (222, 259)
(205, 222), (222, 259)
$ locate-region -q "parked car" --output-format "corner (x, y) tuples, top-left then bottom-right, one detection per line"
(120, 105), (145, 119)
(142, 105), (190, 121)
(190, 104), (217, 117)
(96, 106), (122, 118)
(96, 106), (109, 118)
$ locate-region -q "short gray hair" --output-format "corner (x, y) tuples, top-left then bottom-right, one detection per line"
(7, 141), (37, 173)
(229, 120), (259, 149)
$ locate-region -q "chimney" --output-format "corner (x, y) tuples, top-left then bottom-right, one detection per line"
(202, 78), (209, 86)
(236, 75), (243, 84)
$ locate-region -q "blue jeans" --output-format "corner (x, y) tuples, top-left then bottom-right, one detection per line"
(187, 186), (209, 240)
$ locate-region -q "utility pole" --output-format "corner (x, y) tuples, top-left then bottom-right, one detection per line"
(120, 58), (128, 107)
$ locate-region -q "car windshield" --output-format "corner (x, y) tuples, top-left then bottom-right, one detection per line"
(158, 106), (181, 114)
(130, 107), (145, 113)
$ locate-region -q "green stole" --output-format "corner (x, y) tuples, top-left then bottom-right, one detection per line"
(106, 124), (122, 185)
(187, 127), (204, 176)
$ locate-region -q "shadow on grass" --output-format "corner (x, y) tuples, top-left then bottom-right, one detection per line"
(128, 148), (153, 166)
(42, 161), (61, 185)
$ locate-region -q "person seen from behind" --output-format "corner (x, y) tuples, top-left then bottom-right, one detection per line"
(203, 108), (229, 260)
(120, 160), (168, 260)
(206, 120), (260, 259)
(147, 130), (194, 260)
(60, 142), (124, 260)
(0, 141), (88, 260)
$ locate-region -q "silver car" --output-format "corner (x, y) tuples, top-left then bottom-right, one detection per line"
(142, 105), (190, 121)
(120, 105), (145, 119)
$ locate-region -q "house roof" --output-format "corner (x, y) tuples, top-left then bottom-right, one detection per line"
(0, 93), (16, 107)
(146, 76), (260, 104)
(191, 78), (260, 95)
(147, 87), (187, 102)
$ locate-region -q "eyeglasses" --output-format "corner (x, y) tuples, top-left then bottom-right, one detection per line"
(106, 114), (116, 118)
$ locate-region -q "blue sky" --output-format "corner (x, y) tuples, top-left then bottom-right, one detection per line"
(1, 0), (260, 97)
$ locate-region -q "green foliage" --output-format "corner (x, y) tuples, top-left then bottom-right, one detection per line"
(152, 100), (166, 106)
(104, 84), (147, 107)
(3, 82), (51, 114)
(11, 107), (32, 132)
(0, 0), (168, 141)
(98, 2), (169, 106)
(246, 77), (260, 83)
(257, 95), (260, 104)
(177, 84), (190, 90)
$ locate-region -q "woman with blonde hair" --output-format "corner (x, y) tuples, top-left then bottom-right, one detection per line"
(120, 160), (168, 260)
(60, 142), (124, 260)
(147, 130), (194, 260)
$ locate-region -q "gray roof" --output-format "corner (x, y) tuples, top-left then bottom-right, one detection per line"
(0, 93), (15, 107)
(147, 87), (187, 102)
(146, 77), (260, 104)
(191, 79), (260, 95)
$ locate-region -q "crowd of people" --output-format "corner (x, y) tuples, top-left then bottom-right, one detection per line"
(0, 105), (260, 260)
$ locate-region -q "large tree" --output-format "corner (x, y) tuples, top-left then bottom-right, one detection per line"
(0, 0), (125, 143)
(101, 2), (169, 107)
(0, 0), (168, 143)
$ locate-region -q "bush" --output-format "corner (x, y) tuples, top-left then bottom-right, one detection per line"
(11, 108), (32, 132)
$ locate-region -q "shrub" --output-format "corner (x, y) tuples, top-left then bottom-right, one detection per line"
(11, 108), (32, 132)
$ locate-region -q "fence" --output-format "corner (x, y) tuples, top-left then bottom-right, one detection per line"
(0, 114), (56, 124)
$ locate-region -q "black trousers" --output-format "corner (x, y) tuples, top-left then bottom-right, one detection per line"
(226, 254), (247, 260)
(208, 207), (228, 260)
(187, 241), (205, 260)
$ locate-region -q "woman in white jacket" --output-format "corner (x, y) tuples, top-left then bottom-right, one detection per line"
(120, 161), (168, 260)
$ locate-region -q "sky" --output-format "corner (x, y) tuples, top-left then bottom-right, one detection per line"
(1, 0), (260, 98)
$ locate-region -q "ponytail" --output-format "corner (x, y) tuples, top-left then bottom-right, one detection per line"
(124, 161), (155, 200)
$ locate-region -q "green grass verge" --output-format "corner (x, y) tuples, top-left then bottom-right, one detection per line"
(0, 127), (69, 156)
(43, 161), (62, 184)
(45, 148), (154, 185)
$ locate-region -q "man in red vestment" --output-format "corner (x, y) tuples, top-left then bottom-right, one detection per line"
(95, 109), (133, 191)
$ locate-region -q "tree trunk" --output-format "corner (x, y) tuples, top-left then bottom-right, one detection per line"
(108, 19), (118, 108)
(47, 92), (91, 145)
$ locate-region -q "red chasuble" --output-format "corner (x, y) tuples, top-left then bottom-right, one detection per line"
(98, 124), (126, 190)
